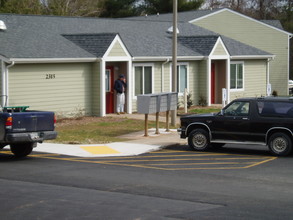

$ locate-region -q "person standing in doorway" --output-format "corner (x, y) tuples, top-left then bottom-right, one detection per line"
(114, 74), (127, 115)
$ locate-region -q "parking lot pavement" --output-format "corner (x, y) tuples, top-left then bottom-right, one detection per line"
(26, 146), (276, 171)
(33, 129), (182, 157)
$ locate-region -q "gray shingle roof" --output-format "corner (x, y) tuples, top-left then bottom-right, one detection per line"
(63, 33), (117, 57)
(0, 13), (272, 60)
(178, 35), (218, 56)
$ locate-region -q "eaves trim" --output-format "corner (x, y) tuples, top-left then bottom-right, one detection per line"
(132, 56), (205, 62)
(10, 58), (100, 64)
(230, 55), (275, 60)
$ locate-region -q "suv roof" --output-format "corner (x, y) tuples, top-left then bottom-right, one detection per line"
(235, 97), (293, 102)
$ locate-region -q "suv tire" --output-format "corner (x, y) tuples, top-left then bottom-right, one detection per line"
(268, 132), (292, 156)
(188, 129), (210, 151)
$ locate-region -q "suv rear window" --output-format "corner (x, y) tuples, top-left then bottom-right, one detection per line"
(257, 101), (293, 117)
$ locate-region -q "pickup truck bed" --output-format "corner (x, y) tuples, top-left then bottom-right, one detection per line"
(0, 107), (57, 157)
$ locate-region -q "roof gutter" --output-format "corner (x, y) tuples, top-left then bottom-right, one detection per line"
(132, 56), (204, 62)
(10, 57), (100, 64)
(230, 55), (275, 60)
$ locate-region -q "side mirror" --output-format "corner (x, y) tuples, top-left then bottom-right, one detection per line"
(218, 109), (224, 116)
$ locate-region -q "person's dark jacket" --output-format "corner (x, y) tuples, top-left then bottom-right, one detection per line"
(114, 79), (127, 94)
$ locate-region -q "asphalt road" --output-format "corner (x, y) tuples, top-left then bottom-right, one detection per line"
(0, 144), (293, 220)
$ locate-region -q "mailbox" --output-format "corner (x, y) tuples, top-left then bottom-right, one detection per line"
(137, 92), (178, 114)
(168, 92), (178, 111)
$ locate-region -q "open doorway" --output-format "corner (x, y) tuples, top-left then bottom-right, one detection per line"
(105, 62), (128, 114)
(211, 61), (227, 104)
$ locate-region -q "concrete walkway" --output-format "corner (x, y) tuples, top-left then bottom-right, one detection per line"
(34, 113), (187, 157)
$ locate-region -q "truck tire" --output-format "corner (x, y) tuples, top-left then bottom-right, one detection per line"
(188, 129), (210, 151)
(268, 132), (292, 156)
(10, 142), (36, 158)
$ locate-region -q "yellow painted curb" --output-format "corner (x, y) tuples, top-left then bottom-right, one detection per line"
(81, 146), (120, 155)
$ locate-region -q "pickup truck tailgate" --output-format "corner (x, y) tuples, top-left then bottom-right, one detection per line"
(11, 111), (55, 132)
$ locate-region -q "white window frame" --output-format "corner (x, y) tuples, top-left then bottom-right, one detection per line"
(230, 61), (244, 91)
(133, 63), (154, 98)
(171, 62), (189, 95)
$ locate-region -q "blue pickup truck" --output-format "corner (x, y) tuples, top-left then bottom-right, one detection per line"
(0, 106), (57, 157)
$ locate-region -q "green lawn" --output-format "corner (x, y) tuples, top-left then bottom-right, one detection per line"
(51, 117), (166, 144)
(188, 108), (221, 114)
(51, 107), (221, 144)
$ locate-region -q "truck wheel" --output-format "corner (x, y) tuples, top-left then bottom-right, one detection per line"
(10, 142), (36, 158)
(268, 133), (292, 156)
(188, 129), (210, 151)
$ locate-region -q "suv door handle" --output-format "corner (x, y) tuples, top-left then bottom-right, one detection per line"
(242, 117), (249, 120)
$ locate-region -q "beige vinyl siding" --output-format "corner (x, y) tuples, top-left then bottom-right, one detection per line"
(154, 62), (162, 93)
(212, 42), (227, 56)
(230, 60), (267, 101)
(188, 61), (200, 105)
(192, 10), (289, 95)
(198, 60), (208, 101)
(163, 63), (171, 92)
(92, 62), (101, 116)
(9, 63), (93, 117)
(108, 41), (127, 57)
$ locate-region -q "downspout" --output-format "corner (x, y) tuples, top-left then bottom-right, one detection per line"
(1, 60), (6, 107)
(1, 60), (14, 107)
(266, 57), (273, 96)
(5, 61), (15, 107)
(161, 59), (170, 92)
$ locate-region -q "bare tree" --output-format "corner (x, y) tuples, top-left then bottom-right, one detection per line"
(45, 0), (104, 17)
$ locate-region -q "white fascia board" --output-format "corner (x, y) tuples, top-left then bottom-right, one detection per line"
(10, 58), (99, 64)
(209, 36), (230, 57)
(188, 8), (226, 24)
(190, 8), (292, 36)
(132, 56), (205, 62)
(230, 55), (275, 60)
(103, 34), (132, 59)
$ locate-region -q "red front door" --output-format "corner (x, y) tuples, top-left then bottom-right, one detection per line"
(211, 63), (215, 104)
(106, 67), (114, 114)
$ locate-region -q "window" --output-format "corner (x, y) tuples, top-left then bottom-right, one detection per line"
(224, 101), (250, 116)
(230, 63), (243, 90)
(105, 69), (111, 92)
(134, 65), (152, 96)
(177, 64), (188, 93)
(257, 101), (293, 117)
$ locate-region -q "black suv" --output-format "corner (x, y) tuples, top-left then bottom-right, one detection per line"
(178, 97), (293, 156)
